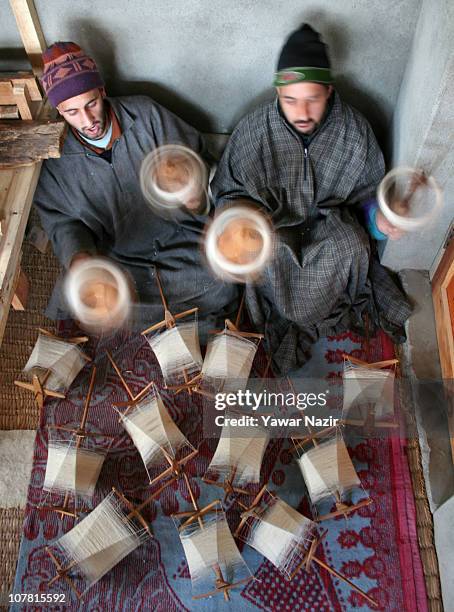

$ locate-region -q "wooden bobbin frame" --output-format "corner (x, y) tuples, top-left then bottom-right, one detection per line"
(341, 354), (400, 432)
(141, 270), (202, 394)
(202, 466), (251, 504)
(202, 425), (272, 505)
(114, 381), (200, 518)
(202, 355), (273, 504)
(291, 418), (371, 524)
(106, 350), (154, 403)
(46, 487), (152, 599)
(291, 431), (372, 522)
(40, 365), (114, 519)
(173, 499), (253, 602)
(201, 292), (264, 387)
(286, 375), (372, 522)
(234, 488), (377, 608)
(177, 292), (264, 397)
(14, 328), (90, 410)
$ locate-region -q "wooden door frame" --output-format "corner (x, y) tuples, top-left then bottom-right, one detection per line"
(432, 237), (454, 461)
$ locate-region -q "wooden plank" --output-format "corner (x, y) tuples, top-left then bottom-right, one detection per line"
(0, 72), (41, 100)
(0, 120), (66, 168)
(433, 284), (453, 378)
(432, 239), (454, 462)
(432, 237), (454, 292)
(0, 163), (41, 344)
(0, 5), (50, 346)
(0, 82), (15, 105)
(12, 83), (33, 120)
(0, 78), (42, 119)
(0, 100), (56, 347)
(11, 264), (29, 310)
(0, 105), (19, 119)
(9, 0), (46, 76)
(0, 170), (15, 217)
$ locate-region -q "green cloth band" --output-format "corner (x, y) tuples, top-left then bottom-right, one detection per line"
(274, 67), (334, 86)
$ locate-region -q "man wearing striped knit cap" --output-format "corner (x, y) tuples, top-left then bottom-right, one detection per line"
(35, 42), (238, 326)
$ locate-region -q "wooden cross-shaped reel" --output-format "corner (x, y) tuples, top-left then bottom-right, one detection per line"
(292, 426), (372, 522)
(180, 292), (264, 400)
(203, 292), (263, 385)
(202, 355), (272, 505)
(286, 376), (371, 522)
(203, 465), (251, 505)
(342, 354), (399, 432)
(40, 365), (114, 519)
(106, 349), (154, 404)
(14, 328), (90, 410)
(113, 382), (201, 520)
(46, 487), (152, 599)
(141, 270), (202, 394)
(234, 487), (377, 607)
(173, 499), (253, 601)
(234, 486), (327, 579)
(202, 416), (270, 504)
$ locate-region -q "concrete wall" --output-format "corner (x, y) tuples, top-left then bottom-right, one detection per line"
(382, 0), (454, 271)
(2, 0), (420, 143)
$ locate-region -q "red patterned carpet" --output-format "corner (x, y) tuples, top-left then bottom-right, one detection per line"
(12, 328), (427, 611)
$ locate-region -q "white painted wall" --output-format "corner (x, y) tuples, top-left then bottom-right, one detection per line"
(382, 0), (454, 271)
(2, 0), (421, 141)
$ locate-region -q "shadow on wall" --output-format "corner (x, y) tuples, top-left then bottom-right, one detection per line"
(69, 19), (390, 157)
(0, 47), (30, 71)
(70, 20), (215, 132)
(336, 77), (389, 155)
(307, 10), (390, 155)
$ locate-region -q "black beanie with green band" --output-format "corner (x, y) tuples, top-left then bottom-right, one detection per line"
(274, 23), (334, 86)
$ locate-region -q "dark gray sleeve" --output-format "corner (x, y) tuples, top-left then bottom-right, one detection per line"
(345, 119), (385, 207)
(34, 164), (98, 268)
(210, 122), (260, 209)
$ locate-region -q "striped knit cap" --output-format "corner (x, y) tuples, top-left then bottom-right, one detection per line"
(41, 42), (104, 107)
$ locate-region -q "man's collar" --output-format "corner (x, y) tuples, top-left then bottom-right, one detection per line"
(106, 96), (135, 132)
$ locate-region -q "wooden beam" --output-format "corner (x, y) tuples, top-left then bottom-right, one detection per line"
(432, 237), (454, 462)
(0, 106), (19, 120)
(0, 120), (66, 168)
(432, 237), (454, 379)
(0, 6), (50, 348)
(12, 83), (33, 120)
(0, 82), (15, 105)
(9, 0), (47, 76)
(11, 265), (29, 310)
(0, 79), (39, 119)
(0, 163), (41, 345)
(0, 72), (41, 100)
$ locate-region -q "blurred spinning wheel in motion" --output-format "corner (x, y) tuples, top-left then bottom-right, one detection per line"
(205, 205), (273, 283)
(140, 144), (208, 215)
(377, 166), (442, 232)
(65, 258), (131, 332)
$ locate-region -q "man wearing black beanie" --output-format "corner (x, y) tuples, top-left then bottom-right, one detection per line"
(275, 23), (334, 136)
(211, 24), (411, 374)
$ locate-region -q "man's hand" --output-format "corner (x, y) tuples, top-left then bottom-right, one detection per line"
(217, 218), (264, 264)
(154, 155), (207, 213)
(375, 210), (405, 240)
